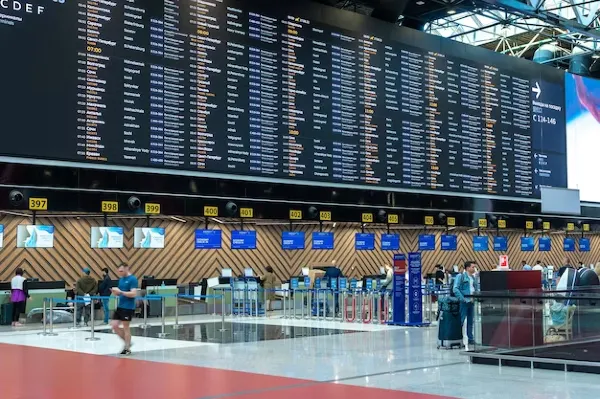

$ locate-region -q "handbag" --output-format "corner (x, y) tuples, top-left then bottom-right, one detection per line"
(544, 327), (565, 343)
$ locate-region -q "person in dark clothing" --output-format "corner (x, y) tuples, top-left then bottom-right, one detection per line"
(558, 257), (574, 284)
(75, 267), (98, 326)
(434, 264), (445, 287)
(98, 268), (112, 324)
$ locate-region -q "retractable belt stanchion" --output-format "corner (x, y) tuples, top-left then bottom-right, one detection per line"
(282, 290), (287, 319)
(47, 298), (58, 336)
(219, 294), (227, 332)
(86, 299), (100, 341)
(173, 294), (182, 330)
(325, 289), (334, 321)
(140, 297), (149, 329)
(71, 298), (78, 329)
(362, 292), (372, 324)
(345, 291), (356, 322)
(39, 298), (48, 336)
(304, 289), (311, 320)
(157, 296), (169, 338)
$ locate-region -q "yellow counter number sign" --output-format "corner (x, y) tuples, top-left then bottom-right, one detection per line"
(498, 219), (506, 229)
(362, 213), (373, 223)
(289, 210), (302, 220)
(424, 216), (434, 226)
(319, 211), (332, 221)
(388, 214), (399, 224)
(525, 221), (534, 230)
(543, 221), (550, 230)
(240, 208), (254, 218)
(29, 198), (48, 211)
(447, 217), (456, 227)
(145, 203), (161, 215)
(101, 201), (119, 213)
(204, 206), (219, 217)
(478, 218), (488, 228)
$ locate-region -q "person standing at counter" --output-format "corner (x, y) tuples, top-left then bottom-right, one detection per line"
(98, 268), (112, 324)
(76, 267), (98, 327)
(10, 268), (28, 327)
(260, 266), (277, 313)
(453, 261), (479, 345)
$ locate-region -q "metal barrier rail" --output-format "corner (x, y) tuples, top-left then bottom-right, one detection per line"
(41, 293), (227, 340)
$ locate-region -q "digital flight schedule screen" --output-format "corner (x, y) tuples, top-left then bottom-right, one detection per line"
(0, 0), (567, 200)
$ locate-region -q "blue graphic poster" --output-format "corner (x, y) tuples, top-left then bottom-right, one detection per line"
(564, 237), (575, 252)
(494, 236), (508, 251)
(312, 232), (334, 250)
(418, 234), (435, 251)
(355, 233), (375, 250)
(282, 232), (305, 250)
(408, 252), (423, 325)
(521, 237), (534, 251)
(441, 235), (457, 251)
(580, 238), (591, 252)
(231, 230), (257, 250)
(539, 237), (551, 252)
(391, 254), (406, 325)
(194, 230), (222, 249)
(381, 234), (400, 251)
(472, 236), (488, 252)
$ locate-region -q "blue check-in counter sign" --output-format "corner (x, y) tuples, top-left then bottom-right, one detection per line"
(381, 234), (400, 250)
(231, 230), (257, 250)
(195, 229), (222, 249)
(355, 233), (375, 250)
(282, 232), (305, 250)
(312, 232), (334, 250)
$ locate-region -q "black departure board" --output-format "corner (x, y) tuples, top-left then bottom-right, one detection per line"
(0, 0), (567, 199)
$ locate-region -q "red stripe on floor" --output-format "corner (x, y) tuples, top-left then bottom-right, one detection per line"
(0, 344), (455, 399)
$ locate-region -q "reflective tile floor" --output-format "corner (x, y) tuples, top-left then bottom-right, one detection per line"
(127, 321), (359, 344)
(0, 316), (599, 399)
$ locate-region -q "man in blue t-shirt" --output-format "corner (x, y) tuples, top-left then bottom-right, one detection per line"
(110, 263), (138, 356)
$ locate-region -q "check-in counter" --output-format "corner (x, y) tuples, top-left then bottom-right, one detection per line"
(142, 278), (178, 307)
(0, 281), (67, 312)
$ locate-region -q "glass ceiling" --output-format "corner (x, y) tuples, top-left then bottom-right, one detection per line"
(424, 0), (600, 50)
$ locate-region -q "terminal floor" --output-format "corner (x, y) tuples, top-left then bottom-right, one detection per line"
(0, 317), (599, 399)
(125, 321), (359, 343)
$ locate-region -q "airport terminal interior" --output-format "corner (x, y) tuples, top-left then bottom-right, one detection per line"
(4, 0), (600, 398)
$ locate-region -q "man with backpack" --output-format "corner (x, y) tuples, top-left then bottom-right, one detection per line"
(453, 261), (479, 345)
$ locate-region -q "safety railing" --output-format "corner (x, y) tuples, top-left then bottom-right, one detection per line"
(33, 283), (441, 336)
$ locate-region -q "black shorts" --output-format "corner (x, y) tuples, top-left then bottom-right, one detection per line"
(113, 308), (134, 322)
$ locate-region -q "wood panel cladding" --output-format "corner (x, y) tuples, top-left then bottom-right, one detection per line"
(0, 215), (596, 283)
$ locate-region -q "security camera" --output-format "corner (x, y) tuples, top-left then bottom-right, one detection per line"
(438, 212), (447, 224)
(377, 209), (387, 222)
(127, 196), (141, 210)
(226, 201), (238, 216)
(307, 206), (318, 219)
(9, 190), (23, 207)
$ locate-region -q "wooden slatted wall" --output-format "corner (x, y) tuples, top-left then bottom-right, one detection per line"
(0, 215), (597, 283)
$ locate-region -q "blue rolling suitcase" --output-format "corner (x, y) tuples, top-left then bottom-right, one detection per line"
(437, 296), (463, 349)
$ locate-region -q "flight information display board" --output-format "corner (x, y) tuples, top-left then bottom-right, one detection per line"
(0, 0), (567, 200)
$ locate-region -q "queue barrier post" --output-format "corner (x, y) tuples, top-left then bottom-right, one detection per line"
(140, 296), (150, 330)
(361, 292), (372, 324)
(38, 298), (48, 336)
(219, 294), (227, 332)
(344, 292), (356, 322)
(173, 294), (182, 330)
(325, 289), (334, 321)
(70, 298), (78, 330)
(85, 299), (100, 341)
(157, 296), (169, 338)
(47, 297), (58, 336)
